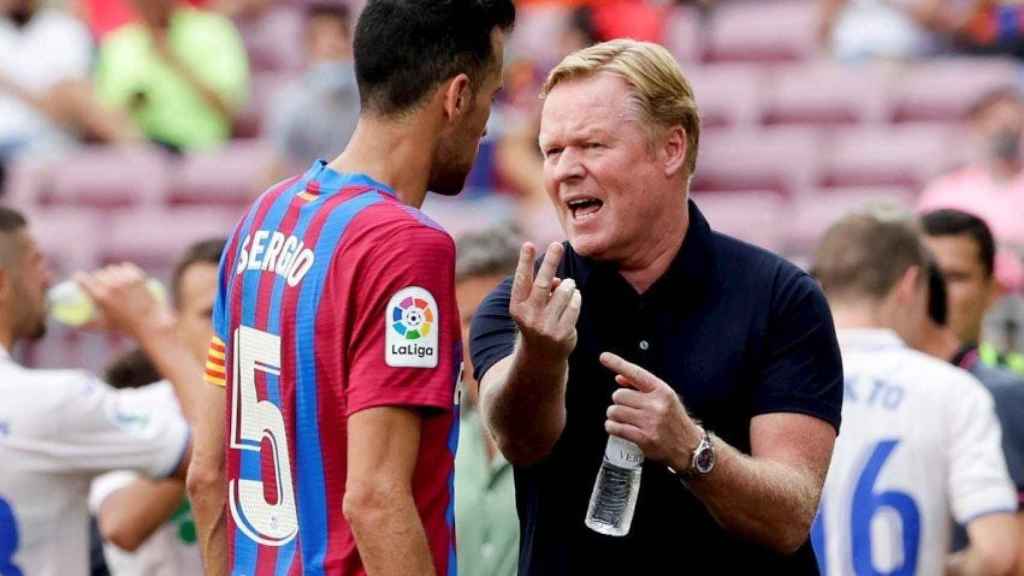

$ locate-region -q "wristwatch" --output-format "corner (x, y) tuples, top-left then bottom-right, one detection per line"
(668, 426), (715, 480)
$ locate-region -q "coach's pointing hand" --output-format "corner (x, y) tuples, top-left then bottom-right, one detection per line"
(510, 242), (582, 362)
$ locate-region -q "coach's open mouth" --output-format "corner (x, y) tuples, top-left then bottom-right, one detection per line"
(567, 197), (603, 221)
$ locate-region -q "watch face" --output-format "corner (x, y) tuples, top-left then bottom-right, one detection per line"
(695, 445), (715, 473)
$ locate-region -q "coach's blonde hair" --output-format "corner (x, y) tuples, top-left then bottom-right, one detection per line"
(541, 39), (701, 175)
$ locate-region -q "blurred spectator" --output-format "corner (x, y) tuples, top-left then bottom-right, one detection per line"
(454, 225), (521, 576)
(0, 0), (138, 187)
(918, 87), (1024, 249)
(79, 0), (210, 39)
(914, 261), (1024, 554)
(89, 238), (224, 576)
(265, 2), (358, 183)
(946, 0), (1024, 59)
(818, 0), (940, 60)
(94, 0), (249, 152)
(921, 209), (1024, 374)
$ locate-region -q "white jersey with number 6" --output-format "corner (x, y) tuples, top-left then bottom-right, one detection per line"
(0, 347), (189, 576)
(813, 329), (1017, 576)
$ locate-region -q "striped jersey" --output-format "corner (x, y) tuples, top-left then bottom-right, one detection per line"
(813, 329), (1016, 576)
(206, 161), (461, 575)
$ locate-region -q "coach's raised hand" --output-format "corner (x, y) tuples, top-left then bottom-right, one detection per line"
(510, 242), (582, 361)
(479, 241), (581, 465)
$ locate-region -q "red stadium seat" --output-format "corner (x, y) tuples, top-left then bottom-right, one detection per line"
(42, 146), (169, 210)
(235, 4), (304, 74)
(817, 126), (957, 190)
(692, 128), (821, 196)
(889, 57), (1018, 124)
(761, 61), (888, 127)
(28, 209), (100, 277)
(168, 139), (276, 209)
(787, 186), (916, 254)
(99, 208), (240, 277)
(686, 64), (763, 129)
(692, 191), (789, 252)
(705, 0), (820, 63)
(663, 5), (703, 64)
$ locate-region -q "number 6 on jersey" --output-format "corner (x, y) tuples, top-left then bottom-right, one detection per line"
(228, 325), (298, 546)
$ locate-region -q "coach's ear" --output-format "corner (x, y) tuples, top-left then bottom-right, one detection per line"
(441, 73), (472, 123)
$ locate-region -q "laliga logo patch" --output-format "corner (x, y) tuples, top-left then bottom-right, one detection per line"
(386, 286), (439, 368)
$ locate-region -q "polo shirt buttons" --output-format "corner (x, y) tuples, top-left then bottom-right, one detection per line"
(639, 340), (650, 351)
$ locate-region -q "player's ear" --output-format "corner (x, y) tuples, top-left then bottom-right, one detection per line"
(441, 73), (472, 123)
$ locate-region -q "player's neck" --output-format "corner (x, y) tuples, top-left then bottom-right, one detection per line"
(329, 117), (432, 209)
(917, 324), (962, 363)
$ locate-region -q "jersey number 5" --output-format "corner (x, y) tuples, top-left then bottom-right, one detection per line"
(229, 325), (299, 546)
(0, 497), (22, 576)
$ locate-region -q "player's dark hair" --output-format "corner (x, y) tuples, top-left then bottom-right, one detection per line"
(927, 260), (948, 327)
(920, 209), (996, 279)
(171, 238), (226, 309)
(0, 206), (27, 234)
(353, 0), (515, 116)
(104, 348), (162, 390)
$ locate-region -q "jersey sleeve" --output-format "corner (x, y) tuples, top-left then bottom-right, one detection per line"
(753, 271), (845, 432)
(468, 275), (515, 383)
(346, 222), (458, 415)
(41, 373), (190, 479)
(205, 217), (243, 387)
(88, 470), (140, 514)
(948, 378), (1018, 523)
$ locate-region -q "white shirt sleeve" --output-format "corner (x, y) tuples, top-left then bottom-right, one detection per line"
(37, 372), (189, 479)
(948, 376), (1018, 523)
(89, 470), (141, 514)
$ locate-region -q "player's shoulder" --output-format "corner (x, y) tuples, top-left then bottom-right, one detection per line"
(0, 364), (104, 413)
(896, 347), (989, 398)
(346, 198), (455, 253)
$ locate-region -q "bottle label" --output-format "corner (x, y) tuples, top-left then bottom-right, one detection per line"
(605, 435), (644, 470)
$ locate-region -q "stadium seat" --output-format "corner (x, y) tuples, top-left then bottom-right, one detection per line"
(99, 208), (241, 278)
(235, 4), (304, 74)
(168, 139), (276, 209)
(686, 64), (763, 129)
(692, 127), (821, 196)
(42, 146), (169, 210)
(705, 0), (820, 63)
(787, 186), (917, 254)
(761, 61), (888, 127)
(691, 191), (789, 252)
(663, 5), (703, 64)
(889, 57), (1018, 124)
(817, 126), (957, 190)
(28, 208), (100, 277)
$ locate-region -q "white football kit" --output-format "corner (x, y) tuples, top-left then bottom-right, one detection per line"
(0, 347), (189, 576)
(89, 380), (203, 576)
(814, 330), (1017, 575)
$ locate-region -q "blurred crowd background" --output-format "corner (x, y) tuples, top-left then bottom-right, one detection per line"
(3, 0), (1024, 375)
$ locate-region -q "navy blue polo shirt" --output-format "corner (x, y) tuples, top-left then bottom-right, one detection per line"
(470, 201), (844, 574)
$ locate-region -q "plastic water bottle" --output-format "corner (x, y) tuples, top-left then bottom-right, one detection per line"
(47, 279), (166, 327)
(585, 435), (644, 537)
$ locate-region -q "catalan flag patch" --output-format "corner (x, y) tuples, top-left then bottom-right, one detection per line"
(205, 336), (227, 387)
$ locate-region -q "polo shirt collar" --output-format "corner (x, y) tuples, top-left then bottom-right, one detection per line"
(571, 200), (714, 303)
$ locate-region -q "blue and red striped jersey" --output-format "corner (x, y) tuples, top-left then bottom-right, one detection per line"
(207, 161), (461, 575)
